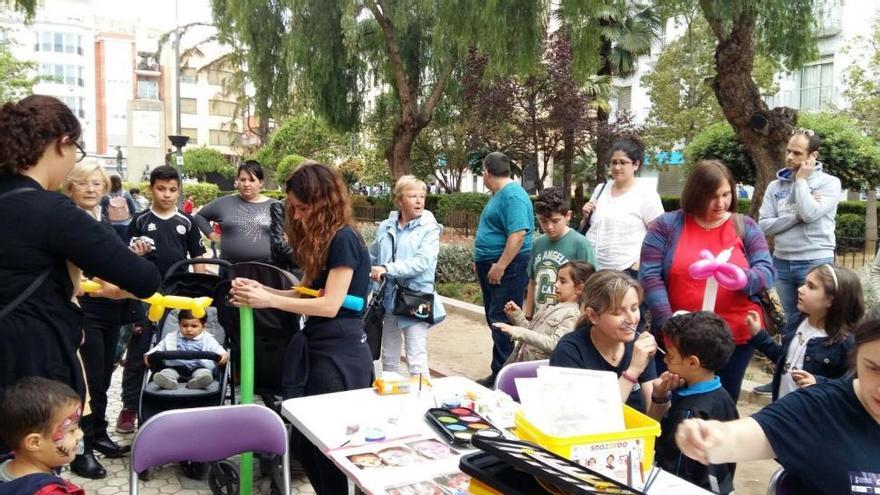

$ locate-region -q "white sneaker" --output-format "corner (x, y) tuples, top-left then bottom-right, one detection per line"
(153, 373), (179, 390)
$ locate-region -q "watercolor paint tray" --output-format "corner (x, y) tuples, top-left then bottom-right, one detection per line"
(466, 435), (647, 495)
(460, 451), (551, 495)
(425, 407), (503, 446)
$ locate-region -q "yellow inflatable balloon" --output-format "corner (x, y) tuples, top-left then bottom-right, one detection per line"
(81, 279), (212, 322)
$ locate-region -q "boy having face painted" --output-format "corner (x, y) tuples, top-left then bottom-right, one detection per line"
(0, 377), (86, 494)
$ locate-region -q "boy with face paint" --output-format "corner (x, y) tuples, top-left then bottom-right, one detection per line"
(0, 377), (85, 494)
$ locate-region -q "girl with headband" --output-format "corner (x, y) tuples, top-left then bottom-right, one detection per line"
(745, 263), (864, 400)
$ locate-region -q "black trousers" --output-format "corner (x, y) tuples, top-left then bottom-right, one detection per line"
(121, 322), (154, 411)
(80, 302), (125, 445)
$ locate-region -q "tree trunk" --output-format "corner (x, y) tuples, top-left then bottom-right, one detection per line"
(386, 122), (421, 179)
(595, 106), (610, 185)
(562, 128), (574, 202)
(866, 188), (877, 260)
(707, 7), (795, 218)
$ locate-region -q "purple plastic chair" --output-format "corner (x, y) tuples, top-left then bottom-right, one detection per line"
(129, 404), (290, 495)
(494, 359), (548, 402)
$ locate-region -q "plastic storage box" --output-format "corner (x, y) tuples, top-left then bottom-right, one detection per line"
(513, 405), (661, 474)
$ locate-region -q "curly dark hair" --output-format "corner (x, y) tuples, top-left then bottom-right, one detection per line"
(534, 186), (569, 217)
(0, 95), (81, 176)
(661, 311), (735, 372)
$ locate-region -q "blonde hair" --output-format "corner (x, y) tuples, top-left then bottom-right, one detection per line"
(63, 162), (110, 196)
(393, 175), (427, 206)
(577, 270), (643, 328)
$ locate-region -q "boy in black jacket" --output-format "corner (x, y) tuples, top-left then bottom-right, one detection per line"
(653, 312), (738, 494)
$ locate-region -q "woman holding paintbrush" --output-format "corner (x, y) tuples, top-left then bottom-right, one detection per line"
(639, 160), (775, 400)
(230, 162), (372, 495)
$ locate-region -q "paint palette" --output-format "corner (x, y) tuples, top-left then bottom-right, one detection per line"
(425, 407), (503, 446)
(464, 435), (647, 495)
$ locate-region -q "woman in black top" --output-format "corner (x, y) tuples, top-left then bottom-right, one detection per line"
(231, 162), (373, 495)
(0, 96), (161, 447)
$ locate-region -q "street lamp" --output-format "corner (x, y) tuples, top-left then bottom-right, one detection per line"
(168, 135), (189, 208)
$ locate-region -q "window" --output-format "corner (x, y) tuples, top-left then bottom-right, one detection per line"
(206, 70), (232, 86)
(180, 67), (198, 84)
(181, 127), (198, 145)
(60, 96), (85, 118)
(137, 79), (159, 100)
(798, 61), (834, 111)
(209, 99), (237, 117)
(180, 98), (197, 114)
(40, 64), (84, 87)
(814, 0), (842, 36)
(35, 31), (82, 54)
(209, 130), (236, 146)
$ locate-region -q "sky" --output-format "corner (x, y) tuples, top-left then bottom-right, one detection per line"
(92, 0), (215, 31)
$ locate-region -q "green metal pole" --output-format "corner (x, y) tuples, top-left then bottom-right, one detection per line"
(239, 306), (254, 495)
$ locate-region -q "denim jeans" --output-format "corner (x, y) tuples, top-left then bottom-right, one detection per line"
(475, 252), (530, 376)
(773, 257), (834, 320)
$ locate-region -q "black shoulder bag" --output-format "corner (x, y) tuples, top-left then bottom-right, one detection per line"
(0, 188), (52, 322)
(389, 232), (436, 324)
(577, 182), (607, 235)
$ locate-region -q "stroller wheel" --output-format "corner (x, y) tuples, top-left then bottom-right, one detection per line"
(182, 460), (209, 480)
(208, 460), (239, 495)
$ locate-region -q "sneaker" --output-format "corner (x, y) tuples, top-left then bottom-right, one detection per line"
(187, 372), (214, 390)
(753, 382), (773, 396)
(116, 409), (137, 434)
(153, 373), (179, 390)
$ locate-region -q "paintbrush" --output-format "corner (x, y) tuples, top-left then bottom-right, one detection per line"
(623, 321), (666, 355)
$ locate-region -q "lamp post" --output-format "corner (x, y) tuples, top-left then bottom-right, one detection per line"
(168, 135), (189, 208)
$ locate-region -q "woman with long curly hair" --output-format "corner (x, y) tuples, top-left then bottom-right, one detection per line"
(229, 161), (373, 494)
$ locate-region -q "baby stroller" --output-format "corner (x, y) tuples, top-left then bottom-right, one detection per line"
(213, 261), (302, 494)
(137, 258), (234, 486)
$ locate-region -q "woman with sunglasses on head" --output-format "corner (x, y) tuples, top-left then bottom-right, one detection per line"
(0, 96), (161, 452)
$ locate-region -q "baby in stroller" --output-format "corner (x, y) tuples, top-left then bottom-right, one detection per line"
(145, 309), (228, 390)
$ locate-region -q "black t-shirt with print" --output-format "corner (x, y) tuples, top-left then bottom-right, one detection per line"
(752, 377), (880, 495)
(128, 209), (206, 278)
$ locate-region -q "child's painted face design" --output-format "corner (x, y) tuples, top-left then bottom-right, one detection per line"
(49, 403), (83, 463)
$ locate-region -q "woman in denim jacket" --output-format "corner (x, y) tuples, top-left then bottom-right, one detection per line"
(745, 264), (864, 401)
(370, 176), (445, 378)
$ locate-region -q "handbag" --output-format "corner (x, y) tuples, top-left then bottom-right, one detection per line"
(388, 230), (436, 324)
(732, 214), (786, 335)
(363, 277), (387, 360)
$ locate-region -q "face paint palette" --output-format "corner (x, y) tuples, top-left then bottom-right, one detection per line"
(461, 435), (647, 495)
(425, 407), (503, 446)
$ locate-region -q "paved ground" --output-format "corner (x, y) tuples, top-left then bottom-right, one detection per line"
(62, 306), (777, 494)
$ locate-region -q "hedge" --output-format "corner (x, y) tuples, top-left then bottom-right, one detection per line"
(436, 193), (491, 223)
(125, 182), (220, 206)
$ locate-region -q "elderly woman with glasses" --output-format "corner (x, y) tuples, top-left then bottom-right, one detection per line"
(63, 163), (144, 477)
(639, 159), (776, 401)
(0, 95), (161, 454)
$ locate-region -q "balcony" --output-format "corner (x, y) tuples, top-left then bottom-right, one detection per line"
(135, 53), (161, 76)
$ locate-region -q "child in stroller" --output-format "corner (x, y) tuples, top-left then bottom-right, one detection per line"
(146, 309), (228, 390)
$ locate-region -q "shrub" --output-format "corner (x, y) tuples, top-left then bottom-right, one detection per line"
(436, 243), (475, 284)
(127, 182), (220, 206)
(274, 154), (308, 184)
(263, 190), (286, 201)
(836, 213), (865, 239)
(436, 193), (490, 222)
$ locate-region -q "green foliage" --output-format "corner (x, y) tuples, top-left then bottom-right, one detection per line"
(436, 282), (482, 305)
(436, 244), (476, 284)
(643, 16), (778, 154)
(658, 196), (751, 214)
(127, 182), (220, 206)
(0, 40), (39, 103)
(685, 114), (880, 189)
(844, 18), (880, 142)
(263, 190), (286, 201)
(435, 193), (491, 222)
(183, 147), (234, 180)
(836, 213), (865, 240)
(274, 154), (307, 184)
(254, 114), (346, 170)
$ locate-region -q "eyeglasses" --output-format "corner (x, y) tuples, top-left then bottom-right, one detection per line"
(73, 141), (86, 163)
(610, 160), (634, 167)
(793, 127), (815, 137)
(72, 180), (104, 189)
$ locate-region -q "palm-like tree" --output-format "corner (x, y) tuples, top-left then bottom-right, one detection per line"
(593, 2), (661, 183)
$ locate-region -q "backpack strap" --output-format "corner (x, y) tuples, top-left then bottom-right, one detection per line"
(732, 213), (745, 242)
(0, 187), (53, 322)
